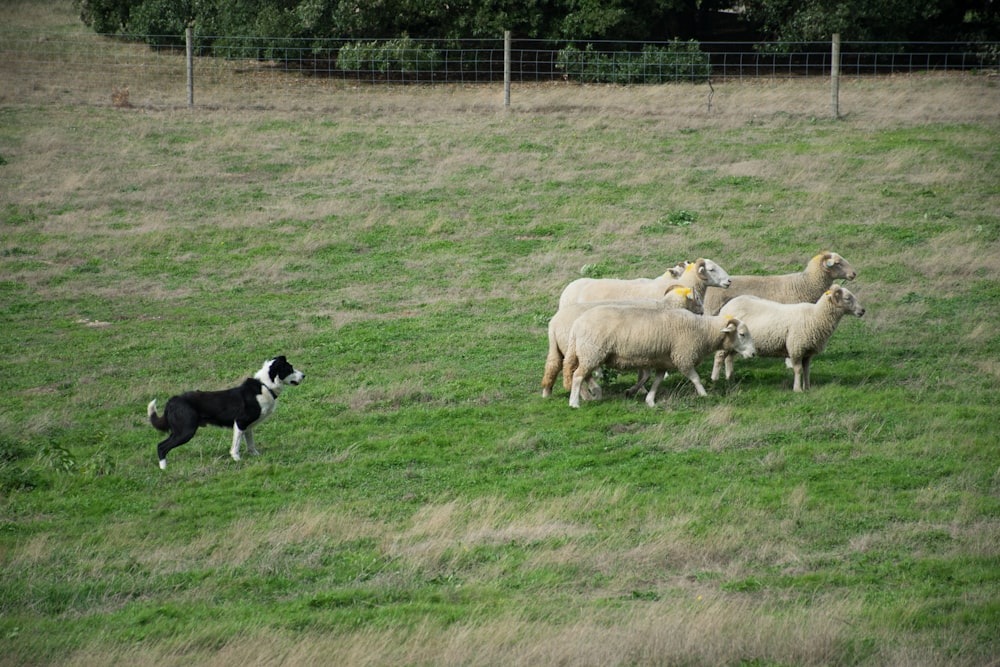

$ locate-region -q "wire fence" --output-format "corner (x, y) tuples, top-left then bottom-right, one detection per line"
(2, 30), (998, 109)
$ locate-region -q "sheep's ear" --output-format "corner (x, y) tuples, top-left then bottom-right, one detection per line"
(695, 258), (707, 276)
(666, 285), (693, 299)
(721, 315), (737, 333)
(823, 252), (837, 268)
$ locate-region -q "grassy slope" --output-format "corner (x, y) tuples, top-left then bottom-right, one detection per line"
(2, 4), (1000, 666)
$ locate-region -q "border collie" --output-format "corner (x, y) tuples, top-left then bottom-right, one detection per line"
(147, 356), (305, 470)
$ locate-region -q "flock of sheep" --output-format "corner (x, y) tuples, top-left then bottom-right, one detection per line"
(541, 252), (862, 407)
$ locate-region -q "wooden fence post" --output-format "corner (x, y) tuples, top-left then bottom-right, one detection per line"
(186, 24), (194, 108)
(504, 31), (511, 109)
(503, 30), (510, 109)
(831, 33), (840, 119)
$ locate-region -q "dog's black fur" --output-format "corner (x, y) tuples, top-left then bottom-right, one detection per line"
(148, 356), (304, 469)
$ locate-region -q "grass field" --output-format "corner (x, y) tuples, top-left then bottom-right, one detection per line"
(2, 3), (1000, 666)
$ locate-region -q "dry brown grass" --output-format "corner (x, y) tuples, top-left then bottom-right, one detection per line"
(61, 592), (985, 667)
(2, 1), (999, 125)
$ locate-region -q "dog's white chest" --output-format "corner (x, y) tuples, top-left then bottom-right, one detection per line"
(255, 391), (277, 422)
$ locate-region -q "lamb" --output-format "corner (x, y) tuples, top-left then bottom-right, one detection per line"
(563, 308), (755, 408)
(710, 284), (865, 392)
(558, 258), (732, 310)
(541, 285), (703, 399)
(702, 251), (857, 316)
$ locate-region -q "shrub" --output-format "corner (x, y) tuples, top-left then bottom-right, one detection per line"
(556, 40), (711, 84)
(337, 37), (443, 78)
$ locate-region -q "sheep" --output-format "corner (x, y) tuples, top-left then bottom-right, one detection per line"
(563, 308), (755, 408)
(558, 258), (732, 310)
(702, 251), (857, 316)
(541, 285), (703, 399)
(710, 284), (865, 392)
(555, 258), (731, 397)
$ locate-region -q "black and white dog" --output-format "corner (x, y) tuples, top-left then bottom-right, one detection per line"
(147, 356), (305, 470)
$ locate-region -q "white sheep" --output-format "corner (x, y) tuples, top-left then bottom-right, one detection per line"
(703, 251), (857, 315)
(555, 258), (731, 397)
(558, 258), (732, 310)
(710, 284), (865, 392)
(563, 308), (755, 408)
(541, 285), (703, 399)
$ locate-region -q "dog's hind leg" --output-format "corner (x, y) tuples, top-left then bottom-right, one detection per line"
(157, 403), (200, 470)
(230, 423), (246, 461)
(157, 431), (195, 470)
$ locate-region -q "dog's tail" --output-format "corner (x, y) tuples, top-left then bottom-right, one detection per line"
(148, 400), (169, 431)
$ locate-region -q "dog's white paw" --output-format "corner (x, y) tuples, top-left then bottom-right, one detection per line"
(159, 459), (167, 470)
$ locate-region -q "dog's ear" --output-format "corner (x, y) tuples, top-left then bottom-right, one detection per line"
(273, 355), (286, 363)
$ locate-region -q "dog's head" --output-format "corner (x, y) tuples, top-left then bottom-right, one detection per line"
(264, 355), (305, 388)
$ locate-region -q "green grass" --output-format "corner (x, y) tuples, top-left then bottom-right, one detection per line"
(2, 12), (1000, 664)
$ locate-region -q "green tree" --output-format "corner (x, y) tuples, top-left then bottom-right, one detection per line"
(76, 0), (723, 42)
(77, 0), (998, 44)
(741, 0), (1000, 42)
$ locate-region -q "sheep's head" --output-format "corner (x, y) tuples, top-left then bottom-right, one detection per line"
(721, 315), (755, 359)
(693, 258), (732, 288)
(663, 284), (704, 314)
(818, 251), (857, 281)
(827, 285), (866, 317)
(664, 261), (690, 279)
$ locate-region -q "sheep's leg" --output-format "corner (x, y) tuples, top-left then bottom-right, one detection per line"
(790, 358), (805, 392)
(682, 368), (709, 397)
(541, 355), (561, 398)
(802, 356), (812, 390)
(569, 369), (590, 408)
(625, 368), (652, 397)
(644, 371), (667, 408)
(710, 351), (725, 382)
(724, 353), (735, 381)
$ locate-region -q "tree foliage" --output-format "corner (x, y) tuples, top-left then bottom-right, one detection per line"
(75, 0), (727, 41)
(742, 0), (1000, 43)
(75, 0), (999, 44)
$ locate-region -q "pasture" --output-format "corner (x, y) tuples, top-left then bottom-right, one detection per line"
(2, 3), (1000, 665)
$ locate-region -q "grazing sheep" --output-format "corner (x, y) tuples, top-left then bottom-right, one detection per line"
(703, 251), (857, 315)
(563, 308), (755, 408)
(541, 285), (703, 399)
(558, 258), (732, 310)
(711, 284), (865, 391)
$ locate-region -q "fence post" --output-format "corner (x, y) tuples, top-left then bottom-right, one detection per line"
(504, 30), (511, 109)
(186, 24), (194, 108)
(831, 33), (840, 119)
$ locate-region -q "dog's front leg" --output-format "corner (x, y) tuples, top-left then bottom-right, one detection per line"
(244, 428), (259, 456)
(230, 423), (244, 461)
